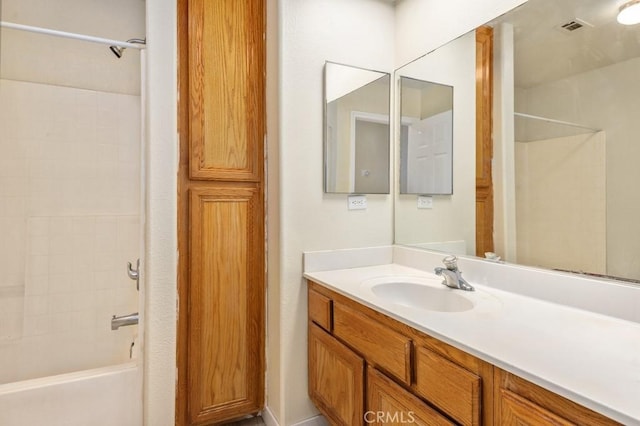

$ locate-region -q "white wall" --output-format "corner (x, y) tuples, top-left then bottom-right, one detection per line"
(143, 1), (178, 425)
(394, 0), (527, 66)
(515, 132), (606, 273)
(272, 0), (395, 423)
(1, 0), (144, 94)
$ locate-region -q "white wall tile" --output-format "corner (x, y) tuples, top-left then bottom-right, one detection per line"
(1, 79), (141, 383)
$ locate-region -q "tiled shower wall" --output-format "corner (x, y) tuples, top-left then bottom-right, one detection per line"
(0, 79), (140, 383)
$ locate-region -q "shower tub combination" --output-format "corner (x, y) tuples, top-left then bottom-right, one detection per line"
(0, 11), (146, 425)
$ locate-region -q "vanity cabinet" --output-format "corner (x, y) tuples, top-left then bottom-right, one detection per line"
(308, 281), (620, 426)
(308, 323), (364, 426)
(308, 283), (493, 425)
(495, 369), (620, 426)
(367, 366), (454, 426)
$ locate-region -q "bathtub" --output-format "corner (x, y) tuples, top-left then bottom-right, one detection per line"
(0, 362), (142, 426)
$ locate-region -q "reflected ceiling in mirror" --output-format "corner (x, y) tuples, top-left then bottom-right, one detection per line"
(399, 77), (453, 195)
(324, 62), (390, 194)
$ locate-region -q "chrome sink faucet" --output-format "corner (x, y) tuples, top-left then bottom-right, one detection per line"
(434, 255), (474, 291)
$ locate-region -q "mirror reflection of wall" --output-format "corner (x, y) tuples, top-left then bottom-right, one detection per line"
(324, 62), (390, 194)
(399, 77), (453, 195)
(395, 32), (476, 255)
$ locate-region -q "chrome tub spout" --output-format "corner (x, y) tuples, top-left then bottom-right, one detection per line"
(111, 312), (139, 330)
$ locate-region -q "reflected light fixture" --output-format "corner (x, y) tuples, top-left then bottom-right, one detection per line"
(617, 0), (640, 25)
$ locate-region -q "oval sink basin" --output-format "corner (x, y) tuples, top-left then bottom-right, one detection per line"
(370, 281), (474, 313)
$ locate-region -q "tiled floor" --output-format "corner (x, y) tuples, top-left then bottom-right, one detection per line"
(224, 416), (265, 426)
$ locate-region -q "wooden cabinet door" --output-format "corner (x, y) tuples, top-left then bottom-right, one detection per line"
(500, 389), (576, 426)
(367, 367), (454, 426)
(309, 323), (365, 426)
(178, 0), (266, 424)
(414, 346), (481, 426)
(187, 0), (265, 181)
(186, 186), (264, 424)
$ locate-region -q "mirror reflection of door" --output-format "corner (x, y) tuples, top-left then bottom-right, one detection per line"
(406, 110), (453, 194)
(399, 77), (454, 195)
(353, 114), (390, 193)
(324, 62), (391, 194)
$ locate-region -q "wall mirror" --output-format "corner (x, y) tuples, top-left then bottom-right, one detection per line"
(394, 32), (477, 255)
(395, 0), (640, 283)
(399, 77), (453, 195)
(324, 61), (391, 194)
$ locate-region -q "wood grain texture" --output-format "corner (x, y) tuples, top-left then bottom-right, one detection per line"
(308, 288), (333, 332)
(177, 0), (266, 424)
(308, 323), (365, 426)
(307, 281), (495, 425)
(500, 389), (576, 426)
(475, 26), (494, 256)
(188, 0), (265, 181)
(367, 366), (455, 426)
(333, 302), (413, 385)
(414, 346), (481, 426)
(187, 186), (264, 425)
(495, 369), (621, 426)
(308, 282), (618, 426)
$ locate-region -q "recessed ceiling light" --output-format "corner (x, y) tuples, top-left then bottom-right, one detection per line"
(617, 0), (640, 25)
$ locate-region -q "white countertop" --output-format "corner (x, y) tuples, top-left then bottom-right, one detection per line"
(304, 263), (640, 425)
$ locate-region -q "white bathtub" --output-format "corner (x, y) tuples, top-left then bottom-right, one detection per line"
(0, 362), (142, 426)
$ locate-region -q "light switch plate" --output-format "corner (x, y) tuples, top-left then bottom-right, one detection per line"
(348, 195), (367, 210)
(417, 195), (433, 209)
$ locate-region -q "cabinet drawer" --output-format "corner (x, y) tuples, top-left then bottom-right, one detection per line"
(414, 346), (481, 426)
(333, 302), (412, 385)
(368, 366), (454, 426)
(308, 288), (332, 332)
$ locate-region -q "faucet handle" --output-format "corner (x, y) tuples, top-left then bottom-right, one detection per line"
(442, 255), (458, 271)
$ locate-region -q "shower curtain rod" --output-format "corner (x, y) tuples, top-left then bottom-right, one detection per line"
(514, 112), (600, 132)
(0, 21), (146, 50)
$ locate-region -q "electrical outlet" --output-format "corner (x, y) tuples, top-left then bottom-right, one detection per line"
(417, 195), (433, 209)
(348, 195), (367, 210)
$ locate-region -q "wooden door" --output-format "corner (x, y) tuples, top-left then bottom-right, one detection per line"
(177, 0), (265, 424)
(367, 367), (454, 426)
(499, 390), (575, 426)
(308, 323), (365, 426)
(476, 26), (494, 256)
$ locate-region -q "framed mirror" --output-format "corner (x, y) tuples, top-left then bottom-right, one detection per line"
(324, 61), (391, 194)
(399, 77), (453, 195)
(395, 0), (640, 283)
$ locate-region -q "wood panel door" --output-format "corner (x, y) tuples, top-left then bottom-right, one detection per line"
(187, 0), (264, 182)
(367, 367), (454, 426)
(186, 187), (264, 424)
(499, 390), (576, 426)
(476, 26), (494, 256)
(177, 0), (266, 424)
(308, 323), (365, 426)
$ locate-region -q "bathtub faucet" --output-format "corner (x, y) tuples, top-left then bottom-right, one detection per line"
(111, 312), (139, 330)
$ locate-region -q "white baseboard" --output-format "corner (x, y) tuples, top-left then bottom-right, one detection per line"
(262, 406), (279, 426)
(262, 406), (328, 426)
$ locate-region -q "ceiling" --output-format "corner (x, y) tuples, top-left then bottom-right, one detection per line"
(490, 0), (640, 88)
